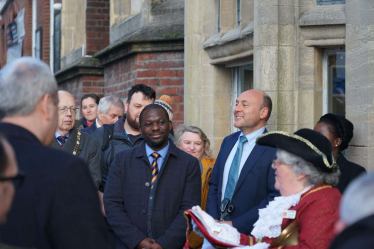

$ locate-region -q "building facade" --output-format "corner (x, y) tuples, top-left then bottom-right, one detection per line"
(185, 0), (374, 170)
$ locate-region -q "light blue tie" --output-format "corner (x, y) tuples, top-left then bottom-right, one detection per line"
(224, 136), (248, 202)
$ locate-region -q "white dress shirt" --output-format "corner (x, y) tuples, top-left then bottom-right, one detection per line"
(221, 126), (266, 201)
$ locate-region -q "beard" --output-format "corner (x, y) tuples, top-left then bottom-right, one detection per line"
(126, 111), (139, 130)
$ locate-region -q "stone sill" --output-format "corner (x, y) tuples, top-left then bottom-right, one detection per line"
(299, 7), (345, 26)
(203, 22), (254, 49)
(304, 38), (345, 47)
(55, 57), (104, 84)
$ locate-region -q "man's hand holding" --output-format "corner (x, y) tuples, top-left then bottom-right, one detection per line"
(137, 238), (155, 249)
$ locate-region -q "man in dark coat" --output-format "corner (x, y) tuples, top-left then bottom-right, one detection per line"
(52, 90), (101, 189)
(0, 57), (107, 248)
(104, 104), (201, 249)
(330, 173), (374, 249)
(207, 90), (279, 234)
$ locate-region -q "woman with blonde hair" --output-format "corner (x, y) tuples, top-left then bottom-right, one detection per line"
(174, 125), (216, 248)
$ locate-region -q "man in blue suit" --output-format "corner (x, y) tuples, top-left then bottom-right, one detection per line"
(206, 90), (279, 234)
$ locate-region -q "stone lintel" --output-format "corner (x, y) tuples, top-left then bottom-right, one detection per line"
(210, 50), (253, 65)
(55, 57), (104, 84)
(95, 40), (184, 66)
(203, 22), (254, 64)
(304, 38), (345, 47)
(299, 7), (345, 27)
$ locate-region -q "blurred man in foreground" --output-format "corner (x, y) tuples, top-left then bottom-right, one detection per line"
(0, 57), (107, 248)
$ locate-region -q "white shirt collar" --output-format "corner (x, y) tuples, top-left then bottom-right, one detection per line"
(240, 126), (266, 145)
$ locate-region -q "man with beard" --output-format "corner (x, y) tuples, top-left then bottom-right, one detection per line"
(104, 104), (201, 249)
(51, 91), (101, 189)
(93, 84), (156, 193)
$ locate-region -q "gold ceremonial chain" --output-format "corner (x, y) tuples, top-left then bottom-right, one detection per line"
(73, 131), (81, 155)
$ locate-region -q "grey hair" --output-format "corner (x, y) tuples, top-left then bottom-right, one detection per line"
(174, 124), (213, 158)
(0, 57), (57, 117)
(276, 149), (340, 187)
(97, 95), (124, 114)
(340, 172), (374, 225)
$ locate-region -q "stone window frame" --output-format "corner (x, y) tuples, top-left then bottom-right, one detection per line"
(237, 0), (240, 26)
(317, 0), (345, 6)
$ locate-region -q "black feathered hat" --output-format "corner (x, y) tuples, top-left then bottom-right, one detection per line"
(257, 128), (338, 173)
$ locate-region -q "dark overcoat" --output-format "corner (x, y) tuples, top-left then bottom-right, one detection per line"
(51, 126), (101, 189)
(104, 140), (201, 249)
(336, 154), (366, 193)
(206, 130), (280, 234)
(0, 123), (107, 248)
(81, 119), (97, 135)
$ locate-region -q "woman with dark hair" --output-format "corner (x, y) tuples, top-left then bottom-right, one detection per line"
(314, 113), (366, 193)
(80, 94), (100, 129)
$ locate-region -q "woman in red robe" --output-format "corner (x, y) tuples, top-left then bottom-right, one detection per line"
(191, 129), (342, 249)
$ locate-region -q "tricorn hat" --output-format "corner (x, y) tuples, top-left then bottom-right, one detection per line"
(257, 128), (337, 173)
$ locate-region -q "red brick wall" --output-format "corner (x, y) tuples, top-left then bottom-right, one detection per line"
(104, 51), (184, 128)
(36, 0), (50, 64)
(86, 0), (110, 55)
(58, 75), (105, 119)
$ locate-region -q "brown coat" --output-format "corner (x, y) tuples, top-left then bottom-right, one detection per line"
(189, 157), (216, 249)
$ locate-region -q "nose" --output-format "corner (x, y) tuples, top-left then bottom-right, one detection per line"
(234, 103), (241, 113)
(188, 143), (195, 151)
(151, 122), (160, 131)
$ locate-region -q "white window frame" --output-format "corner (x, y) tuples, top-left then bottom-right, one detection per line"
(227, 62), (253, 133)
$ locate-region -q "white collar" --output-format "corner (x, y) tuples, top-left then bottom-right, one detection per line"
(240, 126), (266, 145)
(96, 118), (102, 128)
(251, 185), (314, 239)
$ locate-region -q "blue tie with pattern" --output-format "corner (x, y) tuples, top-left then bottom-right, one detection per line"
(150, 152), (161, 189)
(224, 135), (248, 202)
(57, 136), (67, 147)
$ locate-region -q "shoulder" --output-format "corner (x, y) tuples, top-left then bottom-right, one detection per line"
(300, 185), (341, 207)
(202, 157), (216, 167)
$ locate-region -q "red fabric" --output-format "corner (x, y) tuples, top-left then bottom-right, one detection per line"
(86, 121), (93, 127)
(241, 185), (341, 249)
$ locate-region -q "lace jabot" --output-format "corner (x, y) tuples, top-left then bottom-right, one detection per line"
(251, 185), (313, 239)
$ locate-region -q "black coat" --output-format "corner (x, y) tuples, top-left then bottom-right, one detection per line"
(104, 140), (201, 249)
(330, 214), (374, 249)
(51, 126), (101, 189)
(336, 154), (366, 193)
(0, 123), (108, 248)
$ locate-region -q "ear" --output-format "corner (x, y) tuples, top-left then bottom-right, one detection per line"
(297, 173), (307, 181)
(40, 94), (53, 121)
(259, 107), (269, 120)
(125, 102), (129, 113)
(334, 137), (342, 148)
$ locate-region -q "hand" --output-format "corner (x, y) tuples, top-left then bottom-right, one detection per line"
(136, 238), (155, 249)
(219, 220), (233, 227)
(149, 242), (163, 249)
(98, 191), (105, 216)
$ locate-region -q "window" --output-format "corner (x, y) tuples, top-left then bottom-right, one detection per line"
(323, 50), (346, 115)
(35, 27), (42, 59)
(317, 0), (345, 5)
(230, 63), (253, 132)
(53, 8), (61, 72)
(217, 0), (221, 32)
(237, 0), (240, 26)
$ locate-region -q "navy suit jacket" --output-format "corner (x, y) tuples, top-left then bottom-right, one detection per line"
(104, 140), (201, 249)
(206, 130), (279, 234)
(81, 119), (97, 135)
(0, 123), (108, 248)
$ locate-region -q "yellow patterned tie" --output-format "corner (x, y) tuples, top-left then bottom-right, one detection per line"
(150, 152), (161, 189)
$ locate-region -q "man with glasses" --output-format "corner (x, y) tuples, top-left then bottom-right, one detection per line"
(51, 91), (101, 190)
(0, 58), (107, 248)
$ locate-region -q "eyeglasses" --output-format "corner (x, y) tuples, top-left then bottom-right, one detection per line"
(272, 159), (282, 169)
(0, 170), (25, 190)
(58, 107), (79, 114)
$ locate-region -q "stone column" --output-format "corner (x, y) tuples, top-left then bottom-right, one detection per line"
(253, 0), (298, 132)
(184, 0), (232, 156)
(345, 0), (374, 170)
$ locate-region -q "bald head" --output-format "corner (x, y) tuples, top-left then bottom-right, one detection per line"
(233, 90), (272, 135)
(57, 91), (78, 136)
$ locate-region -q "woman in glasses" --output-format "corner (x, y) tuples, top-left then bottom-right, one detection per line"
(191, 129), (341, 249)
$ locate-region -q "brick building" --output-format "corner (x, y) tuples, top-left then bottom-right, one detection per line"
(56, 0), (185, 127)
